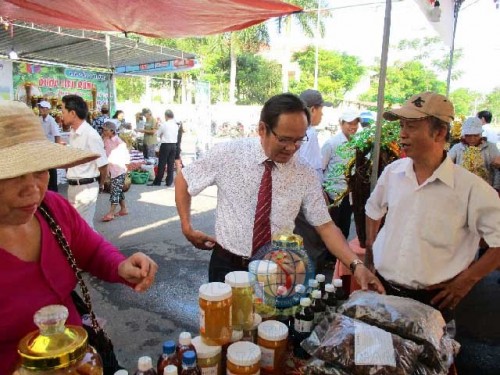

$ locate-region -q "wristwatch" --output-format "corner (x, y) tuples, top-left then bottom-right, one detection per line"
(349, 259), (364, 273)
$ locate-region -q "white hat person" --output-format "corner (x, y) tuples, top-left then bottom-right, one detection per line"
(0, 101), (98, 180)
(461, 116), (483, 136)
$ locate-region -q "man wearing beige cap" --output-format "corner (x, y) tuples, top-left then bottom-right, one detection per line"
(38, 100), (61, 192)
(364, 92), (500, 320)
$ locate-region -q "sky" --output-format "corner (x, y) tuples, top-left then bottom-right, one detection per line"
(268, 0), (500, 95)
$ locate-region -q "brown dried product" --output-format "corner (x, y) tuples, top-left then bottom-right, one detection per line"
(301, 313), (423, 375)
(302, 359), (350, 375)
(336, 291), (455, 373)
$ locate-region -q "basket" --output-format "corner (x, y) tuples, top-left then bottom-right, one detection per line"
(130, 170), (149, 184)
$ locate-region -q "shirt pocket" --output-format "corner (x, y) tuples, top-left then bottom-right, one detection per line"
(419, 205), (462, 248)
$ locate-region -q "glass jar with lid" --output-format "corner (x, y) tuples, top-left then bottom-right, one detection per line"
(226, 342), (261, 375)
(224, 271), (255, 331)
(14, 304), (103, 375)
(199, 282), (232, 346)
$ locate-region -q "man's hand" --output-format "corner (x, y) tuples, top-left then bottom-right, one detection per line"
(118, 252), (158, 292)
(353, 265), (385, 294)
(427, 270), (476, 310)
(183, 227), (216, 250)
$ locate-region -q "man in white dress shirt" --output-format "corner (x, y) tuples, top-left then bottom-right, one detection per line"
(477, 110), (498, 144)
(365, 92), (500, 321)
(38, 100), (61, 192)
(150, 109), (178, 187)
(62, 95), (108, 229)
(176, 93), (384, 292)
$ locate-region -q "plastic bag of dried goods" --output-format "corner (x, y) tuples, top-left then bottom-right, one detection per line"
(301, 359), (350, 375)
(301, 313), (423, 375)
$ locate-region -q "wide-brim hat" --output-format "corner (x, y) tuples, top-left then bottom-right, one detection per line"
(0, 101), (99, 180)
(383, 92), (454, 123)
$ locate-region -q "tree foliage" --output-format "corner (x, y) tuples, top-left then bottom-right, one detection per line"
(449, 88), (482, 117)
(236, 54), (281, 104)
(290, 46), (365, 102)
(115, 76), (145, 102)
(482, 87), (500, 120)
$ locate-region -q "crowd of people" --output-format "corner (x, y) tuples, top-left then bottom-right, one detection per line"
(1, 89), (500, 374)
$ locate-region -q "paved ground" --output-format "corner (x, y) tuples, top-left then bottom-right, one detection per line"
(58, 136), (500, 373)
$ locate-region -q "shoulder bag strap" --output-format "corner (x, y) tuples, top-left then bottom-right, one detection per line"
(38, 203), (103, 335)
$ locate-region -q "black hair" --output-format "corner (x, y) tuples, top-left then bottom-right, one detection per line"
(477, 110), (492, 124)
(260, 93), (310, 133)
(112, 110), (124, 119)
(61, 94), (88, 120)
(165, 109), (174, 119)
(429, 116), (450, 142)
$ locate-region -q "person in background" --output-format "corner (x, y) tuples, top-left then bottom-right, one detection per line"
(150, 109), (178, 187)
(38, 100), (61, 192)
(112, 109), (126, 130)
(0, 101), (158, 375)
(176, 93), (384, 292)
(477, 110), (498, 144)
(138, 108), (158, 160)
(321, 110), (360, 239)
(92, 103), (110, 135)
(101, 120), (131, 222)
(62, 95), (108, 229)
(359, 110), (375, 128)
(365, 92), (500, 321)
(175, 120), (185, 173)
(294, 89), (334, 275)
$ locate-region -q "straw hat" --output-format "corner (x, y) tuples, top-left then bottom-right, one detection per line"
(0, 101), (99, 180)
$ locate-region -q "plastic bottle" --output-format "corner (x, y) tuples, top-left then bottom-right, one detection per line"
(242, 313), (262, 343)
(307, 279), (319, 298)
(315, 274), (326, 295)
(192, 336), (221, 375)
(198, 282), (232, 345)
(163, 365), (178, 375)
(292, 298), (313, 359)
(115, 371), (129, 375)
(323, 283), (337, 313)
(221, 329), (244, 375)
(135, 356), (157, 375)
(180, 351), (201, 375)
(333, 279), (347, 308)
(177, 332), (196, 369)
(157, 340), (179, 375)
(311, 290), (326, 325)
(257, 320), (289, 375)
(225, 271), (256, 330)
(226, 342), (261, 375)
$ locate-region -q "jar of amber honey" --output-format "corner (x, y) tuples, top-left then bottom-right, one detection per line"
(199, 282), (232, 346)
(257, 320), (288, 375)
(226, 342), (261, 375)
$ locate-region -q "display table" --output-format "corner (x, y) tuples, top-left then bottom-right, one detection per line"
(334, 237), (366, 294)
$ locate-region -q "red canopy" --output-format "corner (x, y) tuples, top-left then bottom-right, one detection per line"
(1, 0), (302, 38)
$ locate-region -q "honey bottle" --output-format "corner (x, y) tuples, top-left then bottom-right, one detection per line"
(180, 351), (201, 375)
(158, 340), (179, 375)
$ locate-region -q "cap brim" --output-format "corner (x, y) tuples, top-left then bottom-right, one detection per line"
(383, 107), (428, 121)
(0, 140), (99, 179)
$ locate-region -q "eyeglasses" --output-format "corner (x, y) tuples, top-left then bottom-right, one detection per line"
(265, 123), (308, 145)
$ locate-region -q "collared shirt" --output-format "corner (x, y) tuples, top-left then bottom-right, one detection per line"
(40, 114), (60, 142)
(482, 124), (498, 144)
(104, 135), (130, 178)
(321, 131), (350, 200)
(67, 121), (108, 179)
(365, 156), (500, 289)
(143, 118), (158, 146)
(157, 118), (179, 143)
(182, 137), (331, 257)
(299, 126), (323, 181)
(92, 114), (109, 135)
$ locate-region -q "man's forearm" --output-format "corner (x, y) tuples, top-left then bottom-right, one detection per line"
(364, 216), (382, 267)
(174, 171), (193, 233)
(464, 246), (500, 284)
(316, 221), (359, 267)
(98, 165), (108, 186)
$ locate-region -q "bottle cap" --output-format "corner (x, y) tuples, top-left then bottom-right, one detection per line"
(295, 284), (306, 294)
(248, 260), (278, 275)
(316, 274), (326, 282)
(163, 340), (176, 354)
(179, 332), (192, 345)
(312, 290), (322, 299)
(163, 365), (178, 375)
(182, 350), (196, 366)
(333, 279), (343, 288)
(192, 336), (221, 358)
(251, 313), (262, 329)
(227, 342), (261, 366)
(138, 356), (153, 372)
(231, 329), (244, 342)
(325, 283), (335, 293)
(199, 282), (232, 301)
(300, 297), (311, 307)
(257, 320), (289, 341)
(225, 271), (256, 288)
(308, 279), (318, 288)
(114, 370), (129, 375)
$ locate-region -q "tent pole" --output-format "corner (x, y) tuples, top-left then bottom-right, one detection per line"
(370, 0), (392, 191)
(445, 0), (463, 97)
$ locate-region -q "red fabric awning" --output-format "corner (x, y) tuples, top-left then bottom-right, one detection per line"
(1, 0), (302, 38)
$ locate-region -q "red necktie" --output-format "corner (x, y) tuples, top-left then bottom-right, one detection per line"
(252, 160), (274, 255)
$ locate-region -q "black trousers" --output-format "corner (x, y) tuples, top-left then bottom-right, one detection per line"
(153, 143), (177, 186)
(48, 168), (58, 192)
(329, 194), (352, 239)
(208, 244), (250, 282)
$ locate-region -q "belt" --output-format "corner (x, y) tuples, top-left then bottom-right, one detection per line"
(67, 177), (99, 186)
(213, 243), (251, 268)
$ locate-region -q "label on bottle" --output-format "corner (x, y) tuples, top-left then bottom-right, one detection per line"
(354, 322), (396, 366)
(293, 318), (312, 333)
(259, 346), (275, 370)
(201, 364), (218, 375)
(199, 307), (206, 334)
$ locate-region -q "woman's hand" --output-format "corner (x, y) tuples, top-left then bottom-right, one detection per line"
(118, 252), (158, 292)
